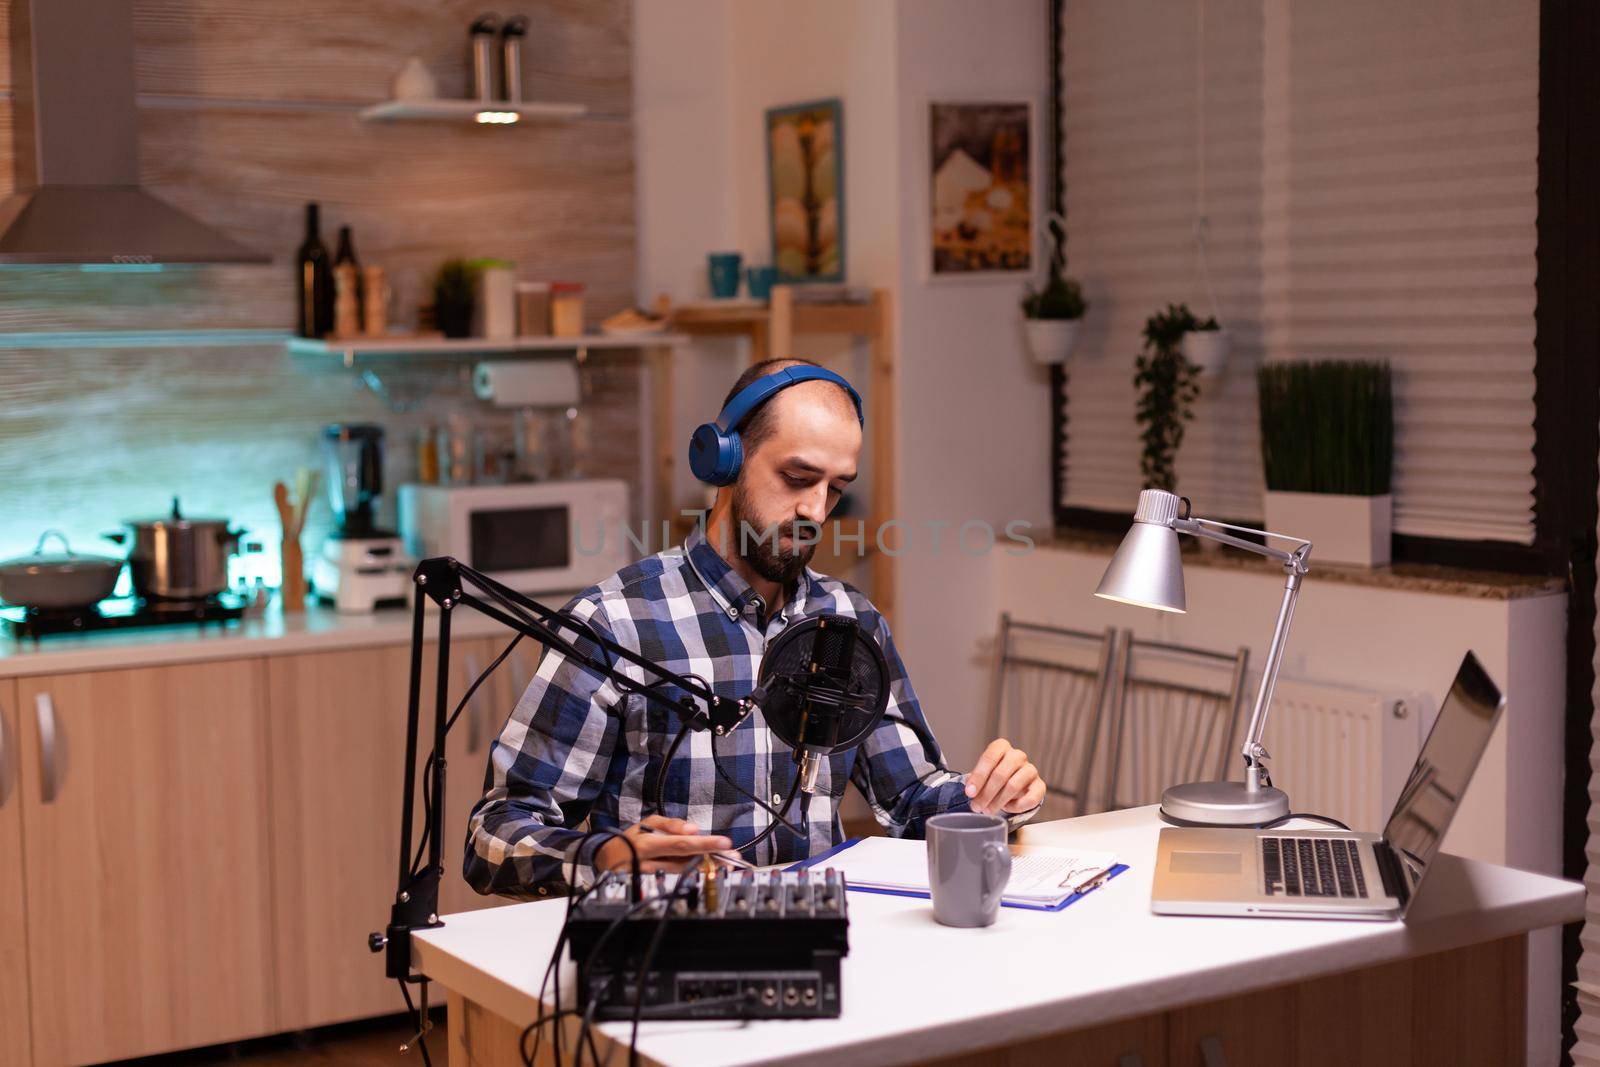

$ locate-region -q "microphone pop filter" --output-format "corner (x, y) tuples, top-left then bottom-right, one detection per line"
(758, 612), (891, 754)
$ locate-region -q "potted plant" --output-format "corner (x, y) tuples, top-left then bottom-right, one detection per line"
(1258, 360), (1394, 567)
(1020, 272), (1087, 365)
(1135, 303), (1202, 492)
(431, 258), (475, 339)
(1181, 314), (1230, 377)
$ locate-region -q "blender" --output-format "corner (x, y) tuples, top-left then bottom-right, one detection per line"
(311, 424), (411, 612)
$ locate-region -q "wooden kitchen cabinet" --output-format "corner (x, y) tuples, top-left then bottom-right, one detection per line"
(267, 636), (509, 1030)
(14, 660), (276, 1067)
(0, 681), (32, 1067)
(925, 1014), (1168, 1066)
(1168, 985), (1296, 1067)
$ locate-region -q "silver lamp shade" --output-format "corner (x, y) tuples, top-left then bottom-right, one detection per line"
(1093, 489), (1187, 613)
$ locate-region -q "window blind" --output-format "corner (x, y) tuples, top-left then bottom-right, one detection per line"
(1579, 488), (1600, 1064)
(1058, 0), (1538, 544)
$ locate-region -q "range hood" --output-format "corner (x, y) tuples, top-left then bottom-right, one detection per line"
(0, 0), (269, 265)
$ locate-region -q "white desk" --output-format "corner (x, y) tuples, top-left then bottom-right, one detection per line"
(412, 807), (1582, 1067)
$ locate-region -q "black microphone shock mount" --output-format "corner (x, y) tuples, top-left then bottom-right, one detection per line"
(759, 613), (891, 795)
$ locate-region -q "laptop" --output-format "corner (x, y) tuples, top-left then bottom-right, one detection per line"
(1150, 651), (1504, 920)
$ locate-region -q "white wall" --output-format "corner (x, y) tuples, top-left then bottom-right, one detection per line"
(889, 0), (1053, 770)
(633, 0), (1057, 772)
(633, 0), (906, 515)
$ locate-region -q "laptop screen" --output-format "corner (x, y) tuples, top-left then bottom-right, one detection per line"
(1381, 651), (1505, 896)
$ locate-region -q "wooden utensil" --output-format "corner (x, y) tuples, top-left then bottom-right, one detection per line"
(274, 477), (313, 613)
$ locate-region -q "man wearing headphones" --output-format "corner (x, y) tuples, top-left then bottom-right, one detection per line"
(466, 358), (1045, 896)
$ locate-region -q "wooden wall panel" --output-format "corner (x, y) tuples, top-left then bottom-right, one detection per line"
(0, 0), (647, 579)
(138, 105), (636, 327)
(133, 0), (630, 113)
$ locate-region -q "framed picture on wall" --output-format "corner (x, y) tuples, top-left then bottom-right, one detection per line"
(766, 98), (845, 283)
(927, 99), (1039, 281)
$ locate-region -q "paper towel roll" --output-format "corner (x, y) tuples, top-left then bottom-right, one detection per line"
(472, 359), (580, 407)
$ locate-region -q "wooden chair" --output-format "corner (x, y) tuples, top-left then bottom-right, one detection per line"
(986, 614), (1119, 819)
(1102, 634), (1251, 811)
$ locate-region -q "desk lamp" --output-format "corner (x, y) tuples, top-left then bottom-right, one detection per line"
(1094, 488), (1312, 826)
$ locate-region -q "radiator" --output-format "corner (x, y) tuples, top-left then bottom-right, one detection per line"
(1258, 678), (1431, 833)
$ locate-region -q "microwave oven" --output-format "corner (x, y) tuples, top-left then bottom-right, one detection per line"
(398, 480), (631, 596)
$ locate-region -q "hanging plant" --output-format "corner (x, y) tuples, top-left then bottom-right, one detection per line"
(1135, 303), (1202, 492)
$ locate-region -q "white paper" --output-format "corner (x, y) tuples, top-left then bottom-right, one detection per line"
(814, 836), (1116, 907)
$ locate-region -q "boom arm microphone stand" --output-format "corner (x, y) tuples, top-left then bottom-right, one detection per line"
(367, 557), (759, 985)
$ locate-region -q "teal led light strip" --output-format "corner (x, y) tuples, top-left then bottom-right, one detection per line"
(0, 329), (291, 350)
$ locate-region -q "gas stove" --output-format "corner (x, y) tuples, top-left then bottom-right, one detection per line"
(1, 594), (247, 639)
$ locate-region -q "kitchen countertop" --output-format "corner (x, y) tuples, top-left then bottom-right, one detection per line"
(0, 594), (584, 679)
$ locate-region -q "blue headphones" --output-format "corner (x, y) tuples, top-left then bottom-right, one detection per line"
(688, 365), (864, 486)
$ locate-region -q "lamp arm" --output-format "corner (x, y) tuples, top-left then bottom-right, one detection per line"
(1236, 564), (1305, 792)
(1172, 515), (1312, 794)
(1173, 516), (1311, 567)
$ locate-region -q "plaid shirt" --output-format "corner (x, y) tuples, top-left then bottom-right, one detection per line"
(464, 526), (1035, 896)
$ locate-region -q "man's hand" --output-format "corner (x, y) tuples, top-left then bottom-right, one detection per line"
(964, 738), (1045, 815)
(593, 815), (734, 874)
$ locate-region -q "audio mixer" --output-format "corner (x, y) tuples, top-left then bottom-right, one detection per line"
(566, 864), (849, 1020)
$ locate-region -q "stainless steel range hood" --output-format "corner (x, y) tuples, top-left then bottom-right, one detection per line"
(0, 0), (269, 265)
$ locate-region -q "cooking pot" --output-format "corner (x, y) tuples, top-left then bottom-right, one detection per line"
(0, 530), (125, 610)
(105, 497), (249, 601)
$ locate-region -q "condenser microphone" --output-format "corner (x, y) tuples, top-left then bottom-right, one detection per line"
(795, 615), (858, 791)
(757, 613), (891, 794)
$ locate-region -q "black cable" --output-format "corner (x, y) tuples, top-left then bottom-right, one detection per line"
(521, 830), (640, 1067)
(577, 996), (604, 1067)
(641, 668), (711, 817)
(622, 869), (699, 1067)
(410, 632), (525, 877)
(520, 1007), (581, 1067)
(474, 577), (618, 678)
(563, 874), (686, 1067)
(653, 720), (693, 815)
(1260, 812), (1352, 832)
(397, 979), (435, 1067)
(709, 725), (807, 840)
(557, 831), (640, 1063)
(730, 771), (804, 862)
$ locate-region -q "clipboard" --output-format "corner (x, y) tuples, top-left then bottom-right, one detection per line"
(787, 837), (1130, 912)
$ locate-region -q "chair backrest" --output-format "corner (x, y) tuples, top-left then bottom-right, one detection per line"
(1102, 634), (1250, 811)
(987, 614), (1119, 819)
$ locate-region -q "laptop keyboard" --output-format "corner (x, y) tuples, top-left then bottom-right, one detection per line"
(1261, 837), (1370, 898)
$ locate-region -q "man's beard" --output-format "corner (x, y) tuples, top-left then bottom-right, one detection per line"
(729, 481), (816, 585)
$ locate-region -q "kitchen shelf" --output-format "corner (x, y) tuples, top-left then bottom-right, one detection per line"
(287, 333), (687, 366)
(357, 99), (588, 123)
(670, 299), (880, 343)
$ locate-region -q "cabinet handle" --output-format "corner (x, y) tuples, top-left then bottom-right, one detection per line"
(464, 654), (484, 753)
(1198, 1035), (1229, 1067)
(35, 692), (61, 804)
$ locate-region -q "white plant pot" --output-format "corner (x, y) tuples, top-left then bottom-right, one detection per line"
(1182, 328), (1231, 377)
(1263, 491), (1392, 568)
(1022, 318), (1081, 365)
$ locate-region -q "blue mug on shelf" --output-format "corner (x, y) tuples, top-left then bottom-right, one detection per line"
(707, 252), (743, 299)
(745, 265), (778, 301)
